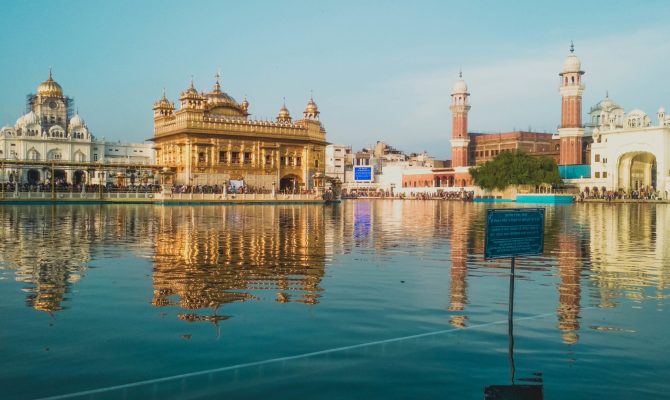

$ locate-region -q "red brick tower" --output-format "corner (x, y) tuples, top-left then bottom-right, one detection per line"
(450, 71), (471, 168)
(558, 42), (586, 165)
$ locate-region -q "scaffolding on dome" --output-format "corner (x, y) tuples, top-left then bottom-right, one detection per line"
(25, 94), (75, 120)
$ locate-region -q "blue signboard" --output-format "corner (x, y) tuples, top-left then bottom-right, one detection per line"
(354, 166), (373, 181)
(485, 208), (545, 259)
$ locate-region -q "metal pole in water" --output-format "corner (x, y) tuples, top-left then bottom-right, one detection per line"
(508, 256), (516, 385)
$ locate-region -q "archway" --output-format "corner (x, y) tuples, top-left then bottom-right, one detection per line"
(27, 169), (40, 185)
(53, 169), (66, 184)
(618, 152), (657, 192)
(73, 170), (86, 185)
(280, 174), (301, 191)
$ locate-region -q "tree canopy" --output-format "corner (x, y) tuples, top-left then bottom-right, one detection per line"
(469, 151), (561, 190)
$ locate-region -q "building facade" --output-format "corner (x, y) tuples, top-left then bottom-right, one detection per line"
(152, 75), (327, 190)
(325, 144), (352, 182)
(0, 71), (155, 185)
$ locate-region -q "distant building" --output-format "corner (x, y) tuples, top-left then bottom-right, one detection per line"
(152, 74), (327, 190)
(470, 131), (558, 165)
(325, 144), (352, 182)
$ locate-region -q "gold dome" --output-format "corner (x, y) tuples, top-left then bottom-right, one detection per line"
(277, 102), (292, 122)
(305, 98), (318, 114)
(37, 69), (63, 97)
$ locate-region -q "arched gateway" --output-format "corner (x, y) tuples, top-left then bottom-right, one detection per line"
(617, 152), (657, 192)
(280, 174), (302, 191)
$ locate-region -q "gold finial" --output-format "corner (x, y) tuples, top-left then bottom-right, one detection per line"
(282, 96), (286, 107)
(570, 41), (574, 53)
(459, 69), (462, 79)
(214, 69), (221, 92)
(189, 75), (194, 89)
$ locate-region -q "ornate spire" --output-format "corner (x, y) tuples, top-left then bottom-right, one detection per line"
(459, 69), (462, 79)
(48, 66), (53, 80)
(570, 41), (574, 53)
(213, 70), (221, 92)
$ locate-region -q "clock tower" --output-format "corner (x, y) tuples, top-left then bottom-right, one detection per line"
(32, 69), (69, 132)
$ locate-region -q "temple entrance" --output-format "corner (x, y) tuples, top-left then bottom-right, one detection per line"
(53, 169), (66, 184)
(27, 169), (40, 185)
(618, 152), (657, 192)
(73, 170), (86, 185)
(280, 174), (301, 191)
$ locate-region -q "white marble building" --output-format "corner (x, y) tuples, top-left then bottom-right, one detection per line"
(0, 71), (155, 185)
(567, 94), (670, 198)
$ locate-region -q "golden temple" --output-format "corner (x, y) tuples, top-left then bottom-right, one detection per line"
(152, 74), (327, 190)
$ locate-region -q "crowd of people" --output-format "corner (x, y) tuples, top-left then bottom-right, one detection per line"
(169, 184), (315, 195)
(0, 182), (162, 193)
(577, 187), (662, 201)
(341, 190), (475, 201)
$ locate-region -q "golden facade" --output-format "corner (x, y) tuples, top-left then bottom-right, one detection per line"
(152, 75), (327, 190)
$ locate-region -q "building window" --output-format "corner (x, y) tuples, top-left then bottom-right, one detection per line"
(315, 159), (319, 168)
(93, 154), (98, 161)
(281, 156), (286, 165)
(198, 152), (206, 163)
(296, 157), (302, 166)
(231, 151), (240, 163)
(265, 155), (272, 165)
(603, 172), (608, 178)
(244, 152), (252, 164)
(219, 151), (227, 163)
(595, 154), (600, 162)
(288, 156), (293, 165)
(595, 172), (600, 178)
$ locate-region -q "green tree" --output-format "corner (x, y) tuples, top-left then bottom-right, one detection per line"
(469, 151), (561, 190)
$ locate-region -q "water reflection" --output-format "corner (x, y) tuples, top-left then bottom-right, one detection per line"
(0, 201), (668, 338)
(151, 205), (327, 318)
(0, 205), (156, 312)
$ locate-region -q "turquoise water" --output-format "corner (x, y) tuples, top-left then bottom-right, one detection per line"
(0, 201), (668, 399)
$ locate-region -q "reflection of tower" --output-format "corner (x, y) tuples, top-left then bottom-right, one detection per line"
(558, 42), (586, 165)
(557, 232), (582, 344)
(447, 202), (471, 327)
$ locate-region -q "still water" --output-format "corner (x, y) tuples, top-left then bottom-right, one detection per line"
(0, 201), (668, 399)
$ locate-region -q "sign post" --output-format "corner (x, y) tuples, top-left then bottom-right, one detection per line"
(484, 208), (545, 398)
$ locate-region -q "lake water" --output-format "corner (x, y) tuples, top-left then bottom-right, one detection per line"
(0, 201), (668, 399)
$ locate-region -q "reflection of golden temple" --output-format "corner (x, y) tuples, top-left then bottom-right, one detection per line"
(151, 205), (326, 314)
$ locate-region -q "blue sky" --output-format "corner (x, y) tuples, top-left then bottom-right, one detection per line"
(1, 0), (669, 158)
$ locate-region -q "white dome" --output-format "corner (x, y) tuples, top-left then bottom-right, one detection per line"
(24, 111), (39, 126)
(562, 54), (581, 73)
(658, 107), (665, 114)
(453, 79), (468, 94)
(15, 114), (25, 128)
(70, 114), (85, 128)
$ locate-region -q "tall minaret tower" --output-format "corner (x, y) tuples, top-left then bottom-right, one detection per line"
(558, 42), (585, 165)
(450, 72), (471, 168)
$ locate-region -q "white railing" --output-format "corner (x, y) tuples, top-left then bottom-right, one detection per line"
(158, 193), (321, 202)
(0, 191), (322, 202)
